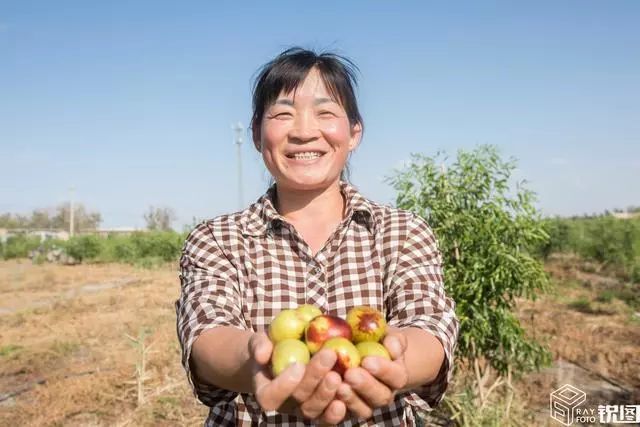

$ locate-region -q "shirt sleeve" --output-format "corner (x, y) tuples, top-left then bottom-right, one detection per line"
(385, 213), (459, 410)
(175, 221), (248, 407)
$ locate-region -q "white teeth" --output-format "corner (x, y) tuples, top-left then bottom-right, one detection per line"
(291, 152), (322, 160)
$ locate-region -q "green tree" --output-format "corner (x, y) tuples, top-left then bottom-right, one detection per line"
(0, 213), (29, 229)
(143, 206), (176, 231)
(51, 203), (102, 231)
(388, 145), (551, 412)
(30, 209), (52, 229)
(0, 204), (101, 231)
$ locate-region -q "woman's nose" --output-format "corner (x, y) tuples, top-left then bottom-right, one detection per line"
(289, 111), (320, 141)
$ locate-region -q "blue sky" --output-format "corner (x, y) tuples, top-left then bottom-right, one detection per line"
(1, 1), (639, 229)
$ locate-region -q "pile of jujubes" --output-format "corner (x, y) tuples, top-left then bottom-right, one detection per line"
(268, 305), (390, 377)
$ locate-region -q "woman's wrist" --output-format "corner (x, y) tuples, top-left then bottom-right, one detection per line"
(399, 327), (445, 391)
(191, 327), (256, 393)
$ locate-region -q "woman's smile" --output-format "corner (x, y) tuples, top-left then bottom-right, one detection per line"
(285, 150), (328, 164)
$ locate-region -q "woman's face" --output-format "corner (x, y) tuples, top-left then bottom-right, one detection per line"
(255, 68), (362, 192)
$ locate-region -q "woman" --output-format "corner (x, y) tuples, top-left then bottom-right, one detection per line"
(176, 47), (459, 426)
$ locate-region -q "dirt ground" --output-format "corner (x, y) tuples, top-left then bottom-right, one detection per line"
(513, 256), (640, 425)
(1, 257), (638, 426)
(0, 260), (207, 426)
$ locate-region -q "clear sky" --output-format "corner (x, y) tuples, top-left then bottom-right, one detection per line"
(1, 1), (639, 229)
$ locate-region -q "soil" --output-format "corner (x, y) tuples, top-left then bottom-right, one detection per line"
(0, 256), (638, 426)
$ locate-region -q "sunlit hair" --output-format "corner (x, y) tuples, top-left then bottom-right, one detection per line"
(250, 47), (364, 183)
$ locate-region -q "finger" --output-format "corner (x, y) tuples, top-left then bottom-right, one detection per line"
(336, 383), (372, 420)
(255, 362), (305, 411)
(248, 332), (273, 365)
(360, 356), (408, 391)
(320, 399), (347, 425)
(292, 349), (337, 402)
(344, 367), (394, 408)
(382, 331), (407, 360)
(299, 371), (341, 419)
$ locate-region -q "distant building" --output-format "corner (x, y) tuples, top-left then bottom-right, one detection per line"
(0, 228), (8, 243)
(0, 228), (70, 243)
(30, 230), (70, 241)
(0, 227), (143, 243)
(612, 211), (639, 220)
(88, 227), (141, 237)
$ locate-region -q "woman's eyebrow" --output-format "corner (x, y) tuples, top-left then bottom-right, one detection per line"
(314, 97), (335, 105)
(274, 97), (336, 106)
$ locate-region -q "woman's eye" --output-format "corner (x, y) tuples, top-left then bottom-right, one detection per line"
(273, 112), (292, 118)
(319, 111), (335, 117)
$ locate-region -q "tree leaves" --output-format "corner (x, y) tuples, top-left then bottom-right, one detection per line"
(387, 144), (551, 376)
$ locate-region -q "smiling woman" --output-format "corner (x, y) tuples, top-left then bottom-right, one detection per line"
(250, 48), (364, 188)
(254, 66), (362, 228)
(175, 47), (460, 426)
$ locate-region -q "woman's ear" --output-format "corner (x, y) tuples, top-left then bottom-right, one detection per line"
(348, 122), (363, 151)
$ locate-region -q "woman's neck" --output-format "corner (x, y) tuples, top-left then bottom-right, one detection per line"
(275, 180), (345, 225)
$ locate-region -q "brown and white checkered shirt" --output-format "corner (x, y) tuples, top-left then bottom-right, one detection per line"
(176, 181), (459, 426)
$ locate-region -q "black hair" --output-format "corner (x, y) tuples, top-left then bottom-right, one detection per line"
(250, 47), (364, 182)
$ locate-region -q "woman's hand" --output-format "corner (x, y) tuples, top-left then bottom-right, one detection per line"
(248, 333), (347, 424)
(336, 328), (409, 419)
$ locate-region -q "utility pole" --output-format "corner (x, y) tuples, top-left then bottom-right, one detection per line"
(233, 122), (244, 210)
(69, 186), (75, 237)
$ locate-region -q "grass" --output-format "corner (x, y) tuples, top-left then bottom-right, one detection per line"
(568, 297), (593, 313)
(629, 313), (640, 326)
(595, 286), (640, 310)
(50, 340), (81, 357)
(437, 376), (534, 427)
(0, 259), (208, 426)
(567, 296), (618, 315)
(0, 344), (23, 358)
(596, 290), (615, 303)
(612, 285), (640, 309)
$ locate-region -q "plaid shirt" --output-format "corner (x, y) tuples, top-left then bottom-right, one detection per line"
(176, 181), (459, 426)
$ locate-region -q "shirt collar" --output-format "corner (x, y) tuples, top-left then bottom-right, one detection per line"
(240, 180), (377, 237)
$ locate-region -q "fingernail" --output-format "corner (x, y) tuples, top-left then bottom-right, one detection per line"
(327, 374), (340, 390)
(389, 338), (401, 356)
(347, 372), (362, 386)
(289, 363), (304, 381)
(319, 350), (335, 368)
(362, 358), (379, 374)
(337, 385), (350, 400)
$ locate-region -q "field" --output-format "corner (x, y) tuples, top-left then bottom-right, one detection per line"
(0, 260), (207, 426)
(1, 257), (639, 426)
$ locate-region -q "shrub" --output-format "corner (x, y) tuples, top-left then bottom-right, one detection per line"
(64, 235), (103, 262)
(60, 231), (183, 265)
(2, 234), (42, 259)
(388, 145), (551, 405)
(130, 231), (183, 262)
(631, 261), (640, 284)
(539, 216), (640, 279)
